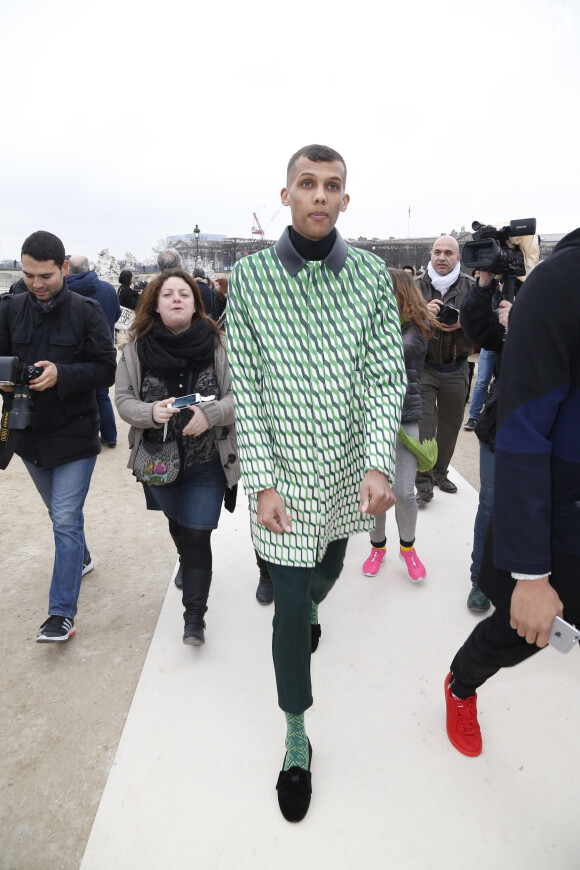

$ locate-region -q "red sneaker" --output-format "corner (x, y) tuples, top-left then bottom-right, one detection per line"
(444, 672), (482, 757)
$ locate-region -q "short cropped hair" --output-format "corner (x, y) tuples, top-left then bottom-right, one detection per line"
(402, 265), (415, 276)
(157, 248), (182, 270)
(21, 230), (66, 267)
(287, 144), (347, 183)
(119, 269), (133, 286)
(193, 266), (206, 280)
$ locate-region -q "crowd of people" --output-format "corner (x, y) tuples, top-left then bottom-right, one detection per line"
(1, 143), (578, 825)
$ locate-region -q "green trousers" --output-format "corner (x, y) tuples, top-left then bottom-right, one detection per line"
(266, 538), (348, 714)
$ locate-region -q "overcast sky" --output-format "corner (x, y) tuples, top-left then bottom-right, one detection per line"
(0, 0), (577, 263)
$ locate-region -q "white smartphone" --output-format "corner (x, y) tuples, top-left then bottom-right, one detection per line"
(168, 393), (215, 409)
(549, 616), (580, 654)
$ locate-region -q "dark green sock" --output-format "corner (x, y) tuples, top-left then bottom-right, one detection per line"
(311, 601), (318, 625)
(283, 712), (309, 771)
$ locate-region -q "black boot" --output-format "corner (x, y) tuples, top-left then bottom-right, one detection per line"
(182, 569), (212, 645)
(255, 550), (274, 605)
(168, 521), (183, 589)
(183, 613), (206, 645)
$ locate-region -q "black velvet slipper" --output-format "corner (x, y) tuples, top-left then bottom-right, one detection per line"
(311, 623), (321, 653)
(276, 739), (313, 822)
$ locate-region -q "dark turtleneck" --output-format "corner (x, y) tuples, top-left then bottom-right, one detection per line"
(289, 227), (336, 261)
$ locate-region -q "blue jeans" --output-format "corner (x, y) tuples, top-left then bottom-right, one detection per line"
(22, 456), (97, 618)
(144, 455), (226, 530)
(96, 387), (117, 443)
(469, 349), (495, 420)
(470, 440), (494, 583)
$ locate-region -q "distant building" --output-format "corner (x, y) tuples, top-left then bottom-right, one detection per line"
(167, 233), (227, 244)
(350, 228), (565, 273)
(159, 227), (567, 275)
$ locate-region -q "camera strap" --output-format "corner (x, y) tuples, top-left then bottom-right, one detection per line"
(0, 400), (16, 470)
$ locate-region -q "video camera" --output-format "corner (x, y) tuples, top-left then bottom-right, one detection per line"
(461, 219), (536, 278)
(0, 357), (44, 430)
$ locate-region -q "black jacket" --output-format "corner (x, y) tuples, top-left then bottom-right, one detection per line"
(477, 229), (580, 616)
(459, 277), (505, 451)
(197, 281), (219, 320)
(0, 286), (117, 469)
(400, 321), (427, 423)
(118, 285), (140, 310)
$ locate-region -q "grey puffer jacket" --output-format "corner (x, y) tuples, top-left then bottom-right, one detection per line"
(115, 335), (240, 488)
(400, 321), (428, 423)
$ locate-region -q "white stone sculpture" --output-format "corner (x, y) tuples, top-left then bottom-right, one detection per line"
(95, 248), (120, 282)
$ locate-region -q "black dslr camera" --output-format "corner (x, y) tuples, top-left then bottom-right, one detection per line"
(0, 357), (44, 430)
(462, 219), (536, 278)
(437, 303), (460, 326)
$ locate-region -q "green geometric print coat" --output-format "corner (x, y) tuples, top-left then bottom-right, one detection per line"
(227, 228), (407, 567)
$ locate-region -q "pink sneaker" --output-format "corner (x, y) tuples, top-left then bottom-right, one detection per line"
(362, 547), (386, 577)
(399, 547), (426, 582)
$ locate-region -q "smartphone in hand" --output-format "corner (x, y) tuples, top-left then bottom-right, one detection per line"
(168, 393), (215, 409)
(549, 616), (580, 654)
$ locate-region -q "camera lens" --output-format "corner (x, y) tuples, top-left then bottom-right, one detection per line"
(439, 305), (459, 326)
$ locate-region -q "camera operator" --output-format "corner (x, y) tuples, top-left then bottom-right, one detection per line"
(416, 235), (474, 502)
(444, 227), (580, 758)
(459, 270), (513, 612)
(0, 231), (116, 643)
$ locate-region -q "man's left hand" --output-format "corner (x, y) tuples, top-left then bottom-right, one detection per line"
(438, 321), (462, 333)
(29, 361), (58, 391)
(359, 470), (396, 515)
(510, 576), (563, 647)
(498, 300), (512, 329)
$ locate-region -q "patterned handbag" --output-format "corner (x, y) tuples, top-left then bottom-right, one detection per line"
(133, 431), (183, 486)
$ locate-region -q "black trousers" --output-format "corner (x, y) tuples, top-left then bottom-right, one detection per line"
(450, 520), (580, 698)
(450, 608), (543, 698)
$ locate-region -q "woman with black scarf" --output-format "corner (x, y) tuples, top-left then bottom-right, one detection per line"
(115, 269), (240, 645)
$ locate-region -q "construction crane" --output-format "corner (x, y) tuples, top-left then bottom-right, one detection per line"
(251, 212), (264, 240)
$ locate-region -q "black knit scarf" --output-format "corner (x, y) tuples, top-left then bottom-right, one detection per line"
(137, 319), (215, 377)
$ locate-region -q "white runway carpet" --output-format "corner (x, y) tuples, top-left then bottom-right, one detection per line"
(81, 471), (580, 870)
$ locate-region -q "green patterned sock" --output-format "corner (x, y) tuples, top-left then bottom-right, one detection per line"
(284, 712), (309, 771)
(311, 600), (318, 625)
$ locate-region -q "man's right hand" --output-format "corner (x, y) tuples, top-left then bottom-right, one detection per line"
(478, 270), (495, 288)
(152, 398), (181, 424)
(426, 298), (442, 319)
(257, 488), (292, 534)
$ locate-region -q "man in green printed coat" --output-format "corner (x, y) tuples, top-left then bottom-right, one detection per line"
(227, 144), (407, 822)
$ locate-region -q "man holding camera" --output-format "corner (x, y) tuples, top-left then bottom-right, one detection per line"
(0, 231), (116, 642)
(415, 235), (473, 502)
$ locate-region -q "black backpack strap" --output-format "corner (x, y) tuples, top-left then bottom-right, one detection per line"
(6, 291), (28, 333)
(66, 290), (90, 344)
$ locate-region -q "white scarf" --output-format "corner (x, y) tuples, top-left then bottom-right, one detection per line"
(427, 261), (461, 296)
